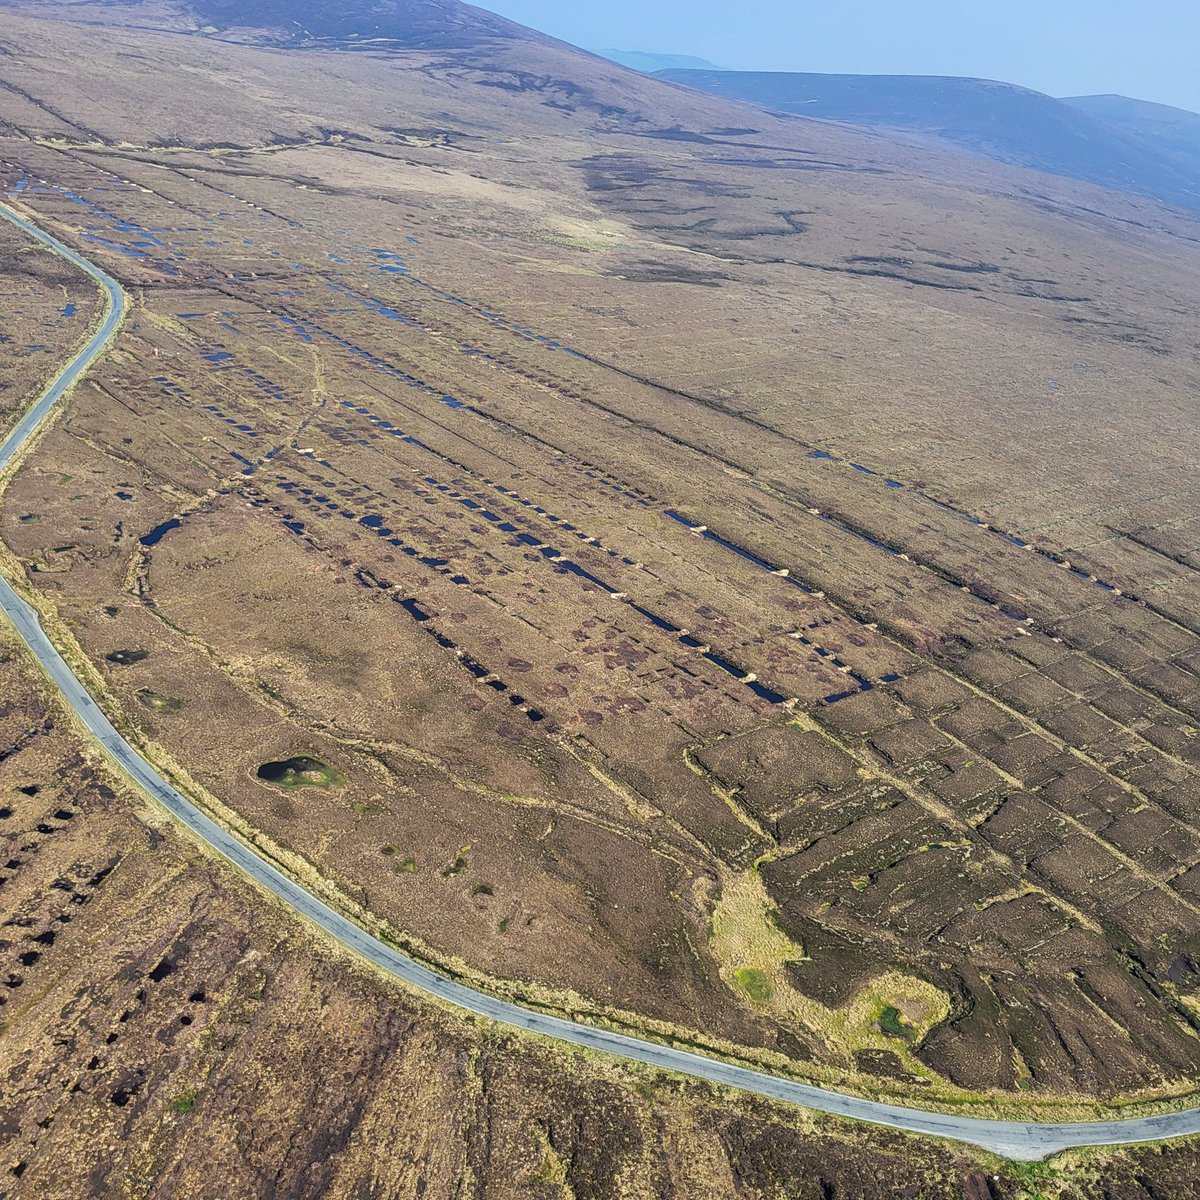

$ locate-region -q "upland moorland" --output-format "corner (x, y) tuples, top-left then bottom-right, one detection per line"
(2, 1), (1200, 1193)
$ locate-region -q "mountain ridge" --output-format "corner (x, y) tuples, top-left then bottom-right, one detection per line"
(1064, 93), (1200, 163)
(655, 68), (1200, 212)
(596, 48), (728, 73)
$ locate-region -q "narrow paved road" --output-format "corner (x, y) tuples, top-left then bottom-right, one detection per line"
(0, 206), (124, 473)
(3, 200), (1199, 1163)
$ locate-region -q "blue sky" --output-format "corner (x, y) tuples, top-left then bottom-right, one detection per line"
(476, 0), (1200, 112)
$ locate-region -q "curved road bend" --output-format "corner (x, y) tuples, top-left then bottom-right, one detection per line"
(3, 201), (1200, 1164)
(0, 206), (125, 473)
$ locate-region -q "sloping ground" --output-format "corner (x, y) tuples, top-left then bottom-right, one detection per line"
(187, 0), (550, 48)
(598, 49), (728, 73)
(654, 69), (1200, 212)
(0, 0), (755, 146)
(2, 0), (1200, 1164)
(0, 0), (550, 47)
(1064, 94), (1200, 170)
(0, 628), (991, 1199)
(0, 216), (98, 428)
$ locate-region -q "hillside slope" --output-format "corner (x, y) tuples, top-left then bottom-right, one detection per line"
(0, 0), (551, 46)
(597, 48), (728, 72)
(655, 69), (1200, 211)
(2, 2), (1200, 1193)
(1065, 93), (1200, 164)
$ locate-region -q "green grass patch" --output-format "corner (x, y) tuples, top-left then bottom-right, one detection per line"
(1006, 1160), (1064, 1199)
(734, 967), (774, 1004)
(170, 1090), (197, 1114)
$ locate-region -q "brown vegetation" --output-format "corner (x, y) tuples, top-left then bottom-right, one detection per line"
(1, 1), (1200, 1190)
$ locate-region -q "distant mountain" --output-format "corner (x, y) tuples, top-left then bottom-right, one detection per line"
(1064, 94), (1200, 160)
(597, 49), (726, 73)
(655, 70), (1200, 212)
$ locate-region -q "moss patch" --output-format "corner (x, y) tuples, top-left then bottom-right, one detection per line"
(136, 688), (182, 713)
(441, 846), (471, 877)
(879, 1004), (914, 1041)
